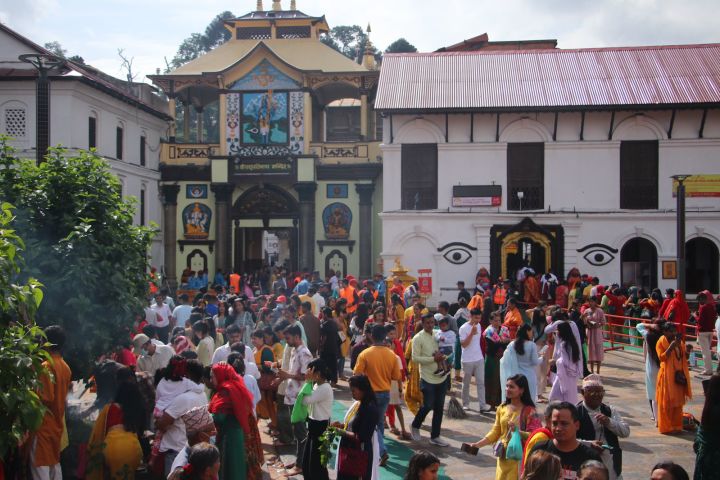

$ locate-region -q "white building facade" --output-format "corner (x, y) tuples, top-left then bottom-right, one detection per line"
(376, 44), (720, 305)
(0, 24), (170, 265)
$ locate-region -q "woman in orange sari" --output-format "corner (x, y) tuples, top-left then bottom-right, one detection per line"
(655, 322), (692, 434)
(503, 298), (524, 340)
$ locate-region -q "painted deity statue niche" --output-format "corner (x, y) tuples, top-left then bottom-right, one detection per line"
(322, 202), (352, 239)
(182, 202), (212, 239)
(242, 91), (289, 145)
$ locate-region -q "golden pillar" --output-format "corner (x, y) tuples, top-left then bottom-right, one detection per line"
(168, 97), (177, 140)
(304, 91), (313, 154)
(218, 93), (227, 156)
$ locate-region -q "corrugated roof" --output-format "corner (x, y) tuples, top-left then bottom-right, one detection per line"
(170, 38), (368, 76)
(375, 44), (720, 111)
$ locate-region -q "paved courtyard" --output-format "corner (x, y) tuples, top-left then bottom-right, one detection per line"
(265, 347), (707, 479)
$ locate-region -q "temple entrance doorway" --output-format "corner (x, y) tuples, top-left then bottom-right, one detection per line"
(232, 184), (299, 273)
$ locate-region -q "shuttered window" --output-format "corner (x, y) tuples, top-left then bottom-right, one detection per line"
(507, 143), (544, 210)
(88, 117), (96, 149)
(116, 126), (123, 160)
(620, 141), (658, 209)
(401, 144), (438, 210)
(140, 136), (146, 166)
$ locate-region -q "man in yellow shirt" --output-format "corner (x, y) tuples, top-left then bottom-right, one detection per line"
(354, 324), (402, 465)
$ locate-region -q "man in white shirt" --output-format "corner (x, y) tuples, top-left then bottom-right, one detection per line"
(211, 324), (259, 379)
(458, 308), (491, 412)
(151, 293), (173, 343)
(133, 333), (174, 376)
(155, 359), (207, 476)
(278, 324), (312, 477)
(172, 294), (193, 329)
(312, 286), (326, 313)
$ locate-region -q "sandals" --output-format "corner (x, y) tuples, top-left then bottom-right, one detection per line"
(390, 427), (400, 435)
(400, 431), (412, 440)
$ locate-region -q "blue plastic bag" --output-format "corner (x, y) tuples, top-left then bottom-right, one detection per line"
(505, 428), (523, 461)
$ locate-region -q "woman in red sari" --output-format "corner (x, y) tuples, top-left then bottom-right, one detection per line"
(209, 362), (264, 480)
(663, 290), (691, 338)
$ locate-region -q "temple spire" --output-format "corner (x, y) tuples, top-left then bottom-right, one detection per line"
(256, 0), (263, 11)
(290, 0), (296, 10)
(272, 0), (281, 11)
(363, 23), (377, 70)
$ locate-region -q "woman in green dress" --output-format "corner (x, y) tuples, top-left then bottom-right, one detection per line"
(209, 362), (254, 480)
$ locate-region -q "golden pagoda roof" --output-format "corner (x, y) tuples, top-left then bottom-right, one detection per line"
(168, 38), (369, 76)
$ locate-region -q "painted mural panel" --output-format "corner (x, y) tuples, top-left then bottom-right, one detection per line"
(289, 91), (304, 154)
(226, 93), (241, 155)
(182, 202), (212, 239)
(242, 91), (288, 145)
(322, 202), (352, 239)
(229, 60), (301, 91)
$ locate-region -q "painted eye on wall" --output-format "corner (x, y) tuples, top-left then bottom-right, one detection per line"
(443, 248), (472, 265)
(577, 243), (619, 267)
(437, 242), (477, 265)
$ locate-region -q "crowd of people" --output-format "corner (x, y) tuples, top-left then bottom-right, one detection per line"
(22, 264), (720, 480)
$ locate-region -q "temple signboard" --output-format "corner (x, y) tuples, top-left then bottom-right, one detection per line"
(229, 156), (296, 179)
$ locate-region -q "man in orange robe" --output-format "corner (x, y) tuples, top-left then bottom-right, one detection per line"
(32, 325), (72, 480)
(503, 298), (524, 339)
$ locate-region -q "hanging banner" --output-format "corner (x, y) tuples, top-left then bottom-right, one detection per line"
(672, 175), (720, 197)
(418, 269), (432, 295)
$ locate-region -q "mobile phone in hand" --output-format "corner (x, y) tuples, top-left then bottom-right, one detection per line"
(461, 442), (479, 455)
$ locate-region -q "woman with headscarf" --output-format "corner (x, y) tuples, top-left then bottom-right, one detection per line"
(544, 319), (583, 403)
(663, 290), (691, 339)
(655, 322), (692, 434)
(209, 362), (263, 480)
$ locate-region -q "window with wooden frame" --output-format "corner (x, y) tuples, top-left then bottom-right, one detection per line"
(401, 144), (438, 210)
(620, 140), (658, 210)
(507, 143), (544, 210)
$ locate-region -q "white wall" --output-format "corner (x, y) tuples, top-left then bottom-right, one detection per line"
(380, 108), (720, 306)
(0, 79), (167, 266)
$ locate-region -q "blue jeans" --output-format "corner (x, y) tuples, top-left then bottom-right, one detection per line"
(375, 391), (390, 456)
(411, 379), (448, 439)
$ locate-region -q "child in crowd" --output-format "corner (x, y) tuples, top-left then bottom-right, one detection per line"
(385, 326), (410, 439)
(434, 315), (456, 375)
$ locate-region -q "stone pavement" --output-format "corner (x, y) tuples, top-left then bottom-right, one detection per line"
(263, 347), (708, 479)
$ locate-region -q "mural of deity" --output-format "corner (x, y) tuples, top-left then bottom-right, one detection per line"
(242, 90), (288, 145)
(322, 202), (352, 239)
(182, 202), (212, 239)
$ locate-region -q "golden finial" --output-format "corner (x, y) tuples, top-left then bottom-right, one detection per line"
(367, 23), (372, 34)
(272, 0), (281, 11)
(290, 0), (296, 10)
(256, 0), (264, 11)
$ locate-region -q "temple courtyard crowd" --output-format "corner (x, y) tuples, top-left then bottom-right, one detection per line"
(19, 265), (720, 480)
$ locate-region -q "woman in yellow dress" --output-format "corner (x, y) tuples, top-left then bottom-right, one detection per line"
(468, 374), (539, 480)
(404, 322), (424, 415)
(335, 306), (351, 381)
(87, 373), (147, 480)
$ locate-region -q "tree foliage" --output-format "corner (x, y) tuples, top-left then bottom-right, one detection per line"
(43, 41), (84, 64)
(0, 137), (155, 378)
(168, 11), (235, 70)
(385, 38), (418, 53)
(0, 201), (49, 458)
(320, 25), (381, 63)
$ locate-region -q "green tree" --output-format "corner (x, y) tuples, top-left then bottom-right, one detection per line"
(43, 41), (84, 64)
(385, 38), (418, 53)
(0, 199), (48, 458)
(169, 11), (235, 70)
(0, 137), (155, 378)
(321, 25), (368, 61)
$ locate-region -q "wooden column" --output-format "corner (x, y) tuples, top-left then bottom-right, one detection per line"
(211, 183), (234, 276)
(168, 96), (177, 142)
(294, 182), (317, 271)
(160, 184), (181, 291)
(356, 183), (375, 279)
(360, 92), (368, 140)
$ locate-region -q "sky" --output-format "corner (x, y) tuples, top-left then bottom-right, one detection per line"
(1, 0), (718, 83)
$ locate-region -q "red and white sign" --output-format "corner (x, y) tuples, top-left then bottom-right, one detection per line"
(452, 196), (501, 207)
(418, 269), (432, 295)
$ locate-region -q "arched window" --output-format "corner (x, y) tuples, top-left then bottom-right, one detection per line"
(621, 238), (657, 291)
(686, 238), (719, 293)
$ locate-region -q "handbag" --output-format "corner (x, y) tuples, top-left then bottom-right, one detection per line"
(506, 428), (523, 461)
(492, 440), (506, 459)
(674, 370), (688, 386)
(337, 440), (369, 477)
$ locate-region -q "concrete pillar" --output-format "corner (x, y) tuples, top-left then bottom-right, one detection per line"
(294, 182), (317, 271)
(160, 184), (181, 291)
(356, 183), (375, 279)
(211, 183), (234, 275)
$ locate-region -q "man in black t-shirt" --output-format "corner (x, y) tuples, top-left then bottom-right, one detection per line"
(531, 402), (601, 480)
